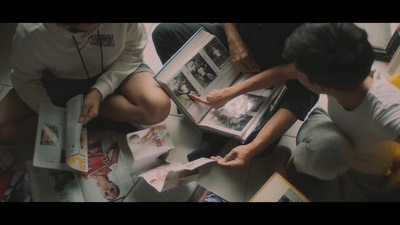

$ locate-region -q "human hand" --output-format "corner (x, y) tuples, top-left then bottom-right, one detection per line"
(101, 155), (111, 165)
(229, 39), (260, 74)
(79, 89), (102, 125)
(210, 145), (254, 169)
(189, 88), (232, 109)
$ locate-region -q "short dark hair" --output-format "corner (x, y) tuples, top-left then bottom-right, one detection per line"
(282, 23), (374, 91)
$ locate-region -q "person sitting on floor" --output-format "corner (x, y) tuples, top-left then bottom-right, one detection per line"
(152, 23), (318, 168)
(282, 23), (400, 201)
(0, 23), (171, 145)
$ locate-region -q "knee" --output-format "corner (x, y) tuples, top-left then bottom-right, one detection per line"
(293, 131), (353, 180)
(0, 123), (15, 144)
(140, 99), (171, 125)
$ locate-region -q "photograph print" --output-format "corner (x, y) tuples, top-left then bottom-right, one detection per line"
(185, 53), (217, 89)
(168, 72), (200, 110)
(247, 94), (266, 113)
(212, 113), (253, 132)
(203, 37), (230, 70)
(40, 123), (60, 146)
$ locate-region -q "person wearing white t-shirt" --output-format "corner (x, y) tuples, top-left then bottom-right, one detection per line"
(282, 23), (400, 201)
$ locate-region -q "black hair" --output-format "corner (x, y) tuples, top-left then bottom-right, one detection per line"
(282, 23), (374, 91)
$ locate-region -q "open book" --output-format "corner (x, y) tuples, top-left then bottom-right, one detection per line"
(33, 94), (88, 172)
(127, 124), (215, 192)
(154, 27), (287, 143)
(249, 172), (310, 202)
(27, 135), (136, 202)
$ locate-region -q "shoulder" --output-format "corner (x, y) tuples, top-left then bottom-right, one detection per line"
(16, 23), (45, 33)
(13, 23), (45, 43)
(364, 74), (400, 131)
(11, 23), (52, 58)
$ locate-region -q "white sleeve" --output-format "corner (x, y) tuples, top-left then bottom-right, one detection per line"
(10, 38), (53, 113)
(92, 23), (152, 100)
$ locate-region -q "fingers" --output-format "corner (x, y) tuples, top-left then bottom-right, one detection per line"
(80, 102), (98, 125)
(211, 156), (223, 160)
(79, 106), (90, 124)
(80, 107), (96, 125)
(80, 89), (101, 125)
(212, 152), (236, 164)
(210, 151), (246, 169)
(189, 93), (209, 104)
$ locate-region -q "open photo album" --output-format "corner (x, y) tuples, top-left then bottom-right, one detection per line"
(154, 27), (287, 143)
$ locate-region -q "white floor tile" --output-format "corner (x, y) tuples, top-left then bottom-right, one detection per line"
(143, 23), (163, 74)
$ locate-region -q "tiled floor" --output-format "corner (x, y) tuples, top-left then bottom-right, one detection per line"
(0, 23), (395, 201)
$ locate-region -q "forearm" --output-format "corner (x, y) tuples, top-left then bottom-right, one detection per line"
(246, 108), (298, 158)
(222, 23), (242, 44)
(225, 63), (298, 100)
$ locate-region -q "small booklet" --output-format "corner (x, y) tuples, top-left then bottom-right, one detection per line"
(127, 124), (216, 192)
(27, 135), (136, 202)
(139, 157), (215, 193)
(33, 94), (88, 172)
(249, 172), (310, 202)
(154, 27), (287, 143)
(127, 124), (175, 177)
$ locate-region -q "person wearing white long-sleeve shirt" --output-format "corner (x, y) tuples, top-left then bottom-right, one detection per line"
(0, 23), (171, 145)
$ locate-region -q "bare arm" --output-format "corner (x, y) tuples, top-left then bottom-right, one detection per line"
(248, 108), (298, 157)
(213, 108), (298, 169)
(190, 63), (298, 109)
(222, 23), (260, 73)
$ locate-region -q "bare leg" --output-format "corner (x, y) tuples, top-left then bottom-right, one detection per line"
(98, 71), (171, 125)
(0, 89), (38, 145)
